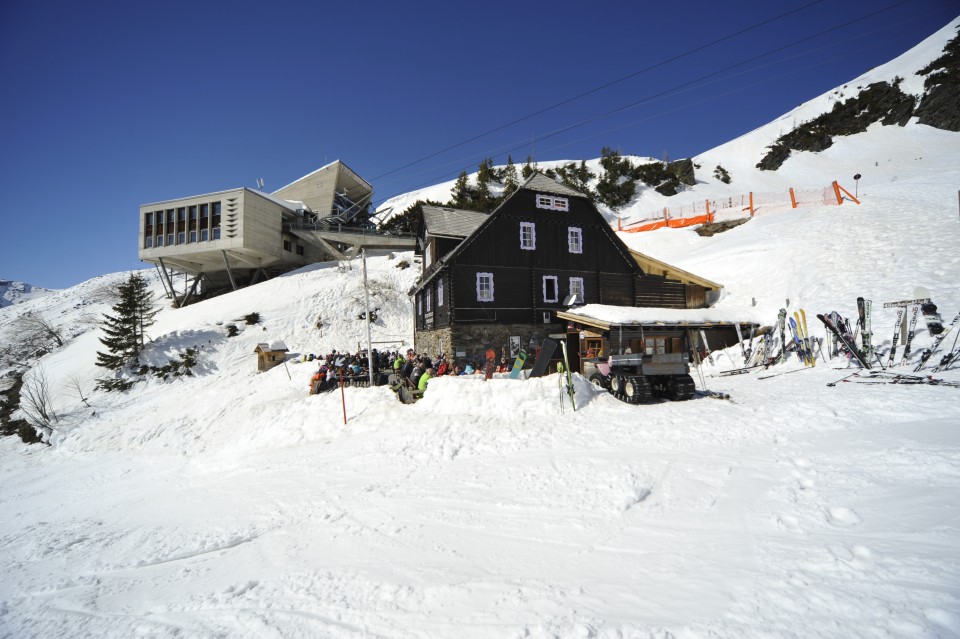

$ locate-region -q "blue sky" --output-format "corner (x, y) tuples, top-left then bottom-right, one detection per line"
(1, 0), (955, 289)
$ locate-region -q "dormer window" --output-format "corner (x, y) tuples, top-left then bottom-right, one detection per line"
(536, 194), (569, 211)
(520, 222), (536, 250)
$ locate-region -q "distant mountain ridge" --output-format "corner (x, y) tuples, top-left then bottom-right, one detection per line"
(0, 280), (56, 308)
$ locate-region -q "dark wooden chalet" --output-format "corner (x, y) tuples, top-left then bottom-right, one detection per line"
(410, 173), (723, 361)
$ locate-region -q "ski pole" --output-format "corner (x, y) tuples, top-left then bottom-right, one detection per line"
(827, 371), (861, 387)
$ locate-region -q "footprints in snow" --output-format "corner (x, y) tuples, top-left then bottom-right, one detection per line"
(825, 506), (861, 528)
(776, 456), (863, 535)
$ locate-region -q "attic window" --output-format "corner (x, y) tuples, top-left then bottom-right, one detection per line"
(520, 222), (536, 250)
(437, 278), (444, 306)
(476, 272), (494, 302)
(536, 194), (569, 211)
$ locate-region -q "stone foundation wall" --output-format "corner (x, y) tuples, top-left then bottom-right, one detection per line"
(416, 322), (566, 365)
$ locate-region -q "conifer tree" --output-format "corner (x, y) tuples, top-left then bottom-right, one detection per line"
(555, 161), (594, 196)
(503, 155), (519, 196)
(713, 164), (732, 184)
(596, 147), (637, 209)
(451, 171), (471, 208)
(475, 158), (495, 210)
(96, 273), (157, 372)
(521, 155), (535, 179)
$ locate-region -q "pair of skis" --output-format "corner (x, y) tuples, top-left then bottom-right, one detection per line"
(914, 310), (960, 371)
(788, 310), (815, 366)
(818, 314), (871, 369)
(733, 323), (757, 365)
(886, 305), (921, 368)
(559, 341), (576, 411)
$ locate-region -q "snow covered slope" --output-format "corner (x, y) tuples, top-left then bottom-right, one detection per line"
(2, 18), (960, 639)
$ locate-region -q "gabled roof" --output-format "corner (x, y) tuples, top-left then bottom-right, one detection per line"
(272, 159), (373, 194)
(410, 172), (635, 295)
(422, 205), (489, 239)
(255, 341), (289, 353)
(521, 172), (585, 198)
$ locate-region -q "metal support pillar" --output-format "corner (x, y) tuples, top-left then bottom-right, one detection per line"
(157, 258), (177, 299)
(221, 251), (238, 291)
(154, 264), (173, 299)
(179, 273), (204, 308)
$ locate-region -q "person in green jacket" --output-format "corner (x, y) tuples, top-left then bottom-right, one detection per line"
(418, 366), (434, 392)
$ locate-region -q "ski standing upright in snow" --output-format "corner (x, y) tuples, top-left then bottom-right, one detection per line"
(800, 309), (814, 366)
(699, 329), (715, 366)
(886, 307), (905, 368)
(789, 315), (811, 366)
(559, 341), (576, 411)
(734, 323), (747, 364)
(899, 304), (921, 366)
(857, 297), (873, 364)
(776, 309), (786, 364)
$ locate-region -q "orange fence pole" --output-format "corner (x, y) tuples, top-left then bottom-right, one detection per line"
(789, 187), (797, 209)
(832, 181), (843, 205)
(835, 182), (861, 205)
(705, 200), (712, 222)
(749, 192), (755, 217)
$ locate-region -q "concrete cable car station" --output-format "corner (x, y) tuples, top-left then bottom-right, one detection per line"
(138, 160), (414, 304)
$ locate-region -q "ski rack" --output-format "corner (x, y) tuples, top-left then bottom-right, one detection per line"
(883, 297), (930, 308)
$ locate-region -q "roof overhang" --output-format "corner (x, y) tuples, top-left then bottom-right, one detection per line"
(629, 249), (723, 291)
(556, 304), (760, 332)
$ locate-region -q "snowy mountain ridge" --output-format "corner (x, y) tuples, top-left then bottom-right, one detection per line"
(0, 279), (55, 308)
(378, 17), (960, 228)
